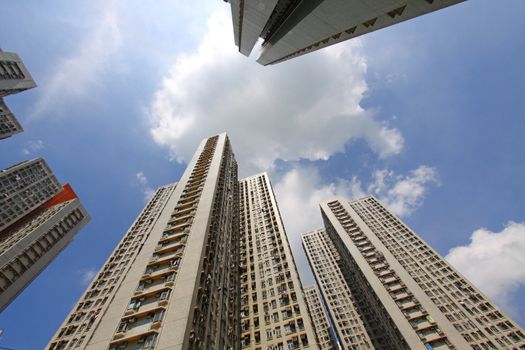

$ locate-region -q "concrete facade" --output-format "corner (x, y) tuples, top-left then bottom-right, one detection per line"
(47, 135), (325, 350)
(315, 196), (525, 350)
(0, 158), (62, 232)
(0, 187), (89, 312)
(0, 50), (36, 97)
(229, 0), (279, 56)
(0, 98), (23, 140)
(0, 49), (36, 139)
(227, 0), (465, 65)
(302, 228), (375, 349)
(47, 183), (178, 350)
(239, 173), (318, 350)
(47, 134), (241, 350)
(303, 286), (336, 350)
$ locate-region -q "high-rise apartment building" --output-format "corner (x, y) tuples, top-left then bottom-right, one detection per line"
(48, 182), (178, 350)
(0, 49), (36, 139)
(48, 136), (319, 350)
(0, 98), (22, 140)
(303, 286), (336, 350)
(0, 50), (36, 96)
(304, 196), (525, 349)
(0, 159), (63, 232)
(228, 0), (464, 65)
(302, 228), (374, 349)
(48, 134), (241, 350)
(239, 173), (317, 349)
(0, 158), (89, 311)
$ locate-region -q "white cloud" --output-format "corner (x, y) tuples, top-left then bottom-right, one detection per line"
(136, 171), (155, 202)
(366, 166), (439, 217)
(274, 164), (437, 239)
(273, 164), (438, 282)
(446, 222), (525, 312)
(31, 0), (122, 117)
(274, 166), (352, 242)
(21, 139), (44, 155)
(148, 9), (404, 176)
(79, 269), (96, 286)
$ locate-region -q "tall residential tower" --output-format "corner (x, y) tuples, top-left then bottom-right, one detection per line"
(0, 159), (89, 311)
(302, 228), (375, 349)
(239, 173), (317, 349)
(48, 134), (240, 350)
(48, 135), (320, 350)
(303, 196), (525, 349)
(228, 0), (464, 65)
(303, 286), (336, 350)
(0, 49), (36, 139)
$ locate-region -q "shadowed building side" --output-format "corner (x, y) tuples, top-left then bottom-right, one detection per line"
(229, 0), (280, 56)
(0, 184), (90, 312)
(239, 173), (318, 349)
(316, 196), (525, 349)
(0, 49), (36, 139)
(303, 285), (337, 350)
(47, 133), (241, 350)
(227, 0), (465, 65)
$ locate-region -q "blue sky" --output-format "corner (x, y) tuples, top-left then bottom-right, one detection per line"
(1, 1), (524, 348)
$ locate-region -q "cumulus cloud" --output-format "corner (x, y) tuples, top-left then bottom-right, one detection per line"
(446, 222), (525, 312)
(136, 171), (155, 202)
(148, 9), (403, 176)
(274, 166), (352, 243)
(273, 164), (438, 281)
(31, 0), (122, 117)
(274, 164), (437, 239)
(21, 139), (44, 155)
(364, 166), (439, 217)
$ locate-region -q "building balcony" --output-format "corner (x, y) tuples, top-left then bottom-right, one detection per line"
(154, 241), (186, 255)
(415, 320), (435, 332)
(393, 292), (412, 301)
(154, 238), (186, 255)
(174, 201), (198, 212)
(159, 232), (188, 246)
(141, 268), (176, 283)
(111, 327), (158, 345)
(383, 276), (399, 284)
(405, 309), (427, 321)
(168, 212), (194, 226)
(177, 195), (200, 209)
(386, 283), (405, 293)
(123, 305), (166, 322)
(134, 283), (172, 299)
(379, 270), (394, 278)
(421, 332), (446, 344)
(400, 300), (419, 311)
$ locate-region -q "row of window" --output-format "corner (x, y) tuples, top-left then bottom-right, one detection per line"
(48, 185), (176, 349)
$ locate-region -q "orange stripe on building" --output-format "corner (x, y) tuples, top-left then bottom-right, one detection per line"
(42, 184), (78, 208)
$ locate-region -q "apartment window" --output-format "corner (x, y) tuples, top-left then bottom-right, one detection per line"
(275, 327), (281, 338)
(143, 334), (157, 349)
(153, 310), (164, 323)
(160, 290), (171, 300)
(117, 321), (127, 333)
(128, 299), (141, 310)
